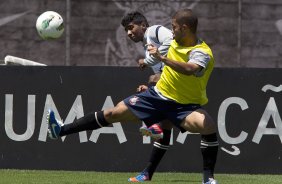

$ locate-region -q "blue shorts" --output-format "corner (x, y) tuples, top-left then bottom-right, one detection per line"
(123, 87), (201, 132)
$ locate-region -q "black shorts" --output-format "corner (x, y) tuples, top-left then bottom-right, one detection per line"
(123, 87), (201, 132)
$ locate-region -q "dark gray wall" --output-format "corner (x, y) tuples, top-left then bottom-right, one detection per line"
(1, 0), (282, 67)
(0, 66), (281, 174)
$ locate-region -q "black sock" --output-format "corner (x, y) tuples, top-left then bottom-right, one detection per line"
(201, 133), (219, 183)
(59, 111), (109, 136)
(143, 129), (171, 179)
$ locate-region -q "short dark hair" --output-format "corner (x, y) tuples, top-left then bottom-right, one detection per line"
(121, 11), (149, 27)
(173, 9), (198, 34)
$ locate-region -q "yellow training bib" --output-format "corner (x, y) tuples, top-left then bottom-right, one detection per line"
(156, 40), (214, 105)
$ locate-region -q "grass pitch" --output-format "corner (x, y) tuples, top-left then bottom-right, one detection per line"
(0, 169), (281, 184)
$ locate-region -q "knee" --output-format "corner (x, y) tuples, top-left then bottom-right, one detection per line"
(103, 101), (132, 123)
(103, 107), (120, 123)
(198, 110), (217, 134)
(202, 118), (217, 135)
(103, 108), (112, 120)
(181, 114), (217, 134)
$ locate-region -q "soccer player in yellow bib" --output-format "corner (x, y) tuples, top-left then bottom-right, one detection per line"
(148, 9), (218, 184)
(47, 9), (218, 184)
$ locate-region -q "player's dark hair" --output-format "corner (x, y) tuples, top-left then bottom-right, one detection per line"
(173, 9), (198, 34)
(121, 11), (149, 27)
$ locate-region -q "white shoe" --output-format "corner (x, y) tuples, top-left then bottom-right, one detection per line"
(203, 178), (218, 184)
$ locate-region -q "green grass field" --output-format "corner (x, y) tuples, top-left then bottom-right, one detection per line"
(0, 170), (281, 184)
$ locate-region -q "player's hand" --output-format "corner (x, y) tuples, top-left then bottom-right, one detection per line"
(138, 59), (147, 70)
(137, 85), (148, 93)
(147, 44), (162, 61)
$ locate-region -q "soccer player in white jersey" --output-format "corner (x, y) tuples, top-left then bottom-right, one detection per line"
(47, 9), (218, 184)
(120, 11), (174, 182)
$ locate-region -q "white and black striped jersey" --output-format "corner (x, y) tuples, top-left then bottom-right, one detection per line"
(143, 25), (173, 74)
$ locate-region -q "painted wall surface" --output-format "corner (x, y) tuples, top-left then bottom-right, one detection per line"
(0, 66), (281, 174)
(0, 0), (282, 67)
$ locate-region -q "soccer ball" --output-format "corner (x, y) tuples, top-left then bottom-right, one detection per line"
(36, 11), (64, 40)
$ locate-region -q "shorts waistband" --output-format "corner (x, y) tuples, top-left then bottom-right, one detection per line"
(153, 86), (169, 100)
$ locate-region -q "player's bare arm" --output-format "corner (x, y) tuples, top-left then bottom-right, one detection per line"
(147, 44), (202, 75)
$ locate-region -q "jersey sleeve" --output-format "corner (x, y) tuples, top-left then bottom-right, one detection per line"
(156, 26), (173, 56)
(188, 49), (211, 77)
(144, 26), (173, 66)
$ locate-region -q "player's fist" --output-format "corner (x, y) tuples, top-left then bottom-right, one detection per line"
(138, 59), (147, 70)
(137, 85), (148, 93)
(147, 44), (162, 60)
